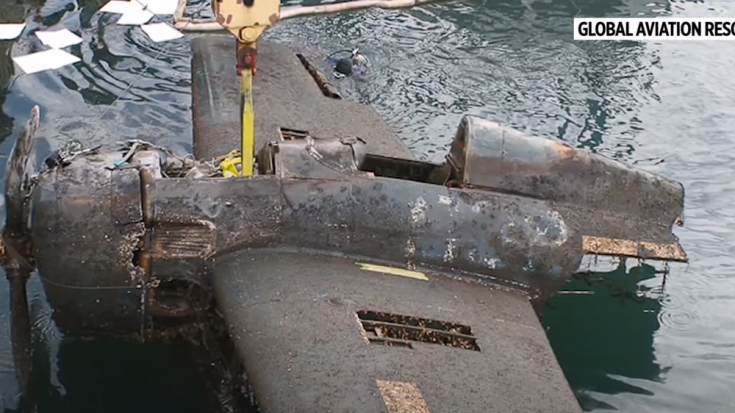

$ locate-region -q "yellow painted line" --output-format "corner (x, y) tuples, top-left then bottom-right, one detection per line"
(356, 263), (428, 281)
(376, 380), (431, 413)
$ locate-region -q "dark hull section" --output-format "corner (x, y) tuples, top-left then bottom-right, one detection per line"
(29, 166), (583, 336)
(22, 37), (685, 338)
(29, 165), (146, 336)
(214, 250), (582, 413)
(448, 116), (686, 262)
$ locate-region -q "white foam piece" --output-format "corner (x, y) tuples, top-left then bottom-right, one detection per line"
(100, 0), (143, 14)
(141, 22), (183, 42)
(12, 49), (81, 74)
(117, 8), (154, 25)
(0, 23), (26, 40)
(35, 28), (83, 49)
(135, 0), (178, 15)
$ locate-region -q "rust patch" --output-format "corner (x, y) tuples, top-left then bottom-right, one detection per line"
(355, 312), (370, 344)
(120, 225), (146, 284)
(150, 222), (215, 259)
(376, 380), (431, 413)
(294, 53), (342, 99)
(268, 13), (279, 25)
(582, 235), (687, 262)
(279, 127), (310, 141)
(548, 138), (577, 158)
(139, 168), (156, 226)
(148, 279), (197, 318)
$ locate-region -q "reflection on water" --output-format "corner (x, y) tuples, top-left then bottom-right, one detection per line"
(29, 333), (209, 413)
(0, 0), (734, 412)
(544, 260), (668, 411)
(269, 0), (668, 163)
(0, 1), (28, 143)
(4, 0), (193, 158)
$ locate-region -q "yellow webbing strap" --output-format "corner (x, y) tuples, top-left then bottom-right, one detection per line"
(219, 150), (241, 178)
(240, 67), (255, 177)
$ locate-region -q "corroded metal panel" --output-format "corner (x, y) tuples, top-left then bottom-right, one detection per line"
(29, 159), (145, 335)
(448, 115), (686, 262)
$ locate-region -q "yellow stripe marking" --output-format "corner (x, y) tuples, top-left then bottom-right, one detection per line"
(356, 263), (428, 281)
(376, 380), (431, 413)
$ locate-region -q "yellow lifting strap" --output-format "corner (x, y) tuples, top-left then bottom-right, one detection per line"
(219, 150), (242, 177)
(240, 67), (255, 177)
(212, 0), (280, 177)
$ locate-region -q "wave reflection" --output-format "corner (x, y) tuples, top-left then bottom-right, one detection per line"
(270, 0), (664, 162)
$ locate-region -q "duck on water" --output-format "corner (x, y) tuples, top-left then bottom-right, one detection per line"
(1, 0), (688, 412)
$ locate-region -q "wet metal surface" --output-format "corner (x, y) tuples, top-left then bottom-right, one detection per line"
(448, 115), (686, 262)
(30, 159), (146, 335)
(3, 106), (39, 238)
(213, 250), (582, 413)
(1, 104), (40, 412)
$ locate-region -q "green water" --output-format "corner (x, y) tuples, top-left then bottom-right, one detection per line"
(1, 0), (733, 412)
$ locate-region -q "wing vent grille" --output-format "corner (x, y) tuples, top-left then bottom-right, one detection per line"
(356, 310), (480, 351)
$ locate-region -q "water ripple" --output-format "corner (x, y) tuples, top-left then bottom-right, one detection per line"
(277, 0), (667, 162)
(658, 308), (698, 332)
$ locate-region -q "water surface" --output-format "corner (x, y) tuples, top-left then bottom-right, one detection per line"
(1, 0), (734, 412)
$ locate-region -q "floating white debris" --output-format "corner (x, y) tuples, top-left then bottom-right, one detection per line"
(117, 8), (154, 25)
(135, 0), (178, 15)
(101, 0), (155, 25)
(12, 49), (81, 74)
(100, 0), (143, 14)
(35, 28), (83, 49)
(0, 23), (26, 40)
(141, 22), (183, 42)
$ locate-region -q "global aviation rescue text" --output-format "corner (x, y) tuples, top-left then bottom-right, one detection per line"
(577, 20), (735, 37)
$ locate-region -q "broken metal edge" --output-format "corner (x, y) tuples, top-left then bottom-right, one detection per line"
(294, 52), (342, 99)
(581, 235), (687, 263)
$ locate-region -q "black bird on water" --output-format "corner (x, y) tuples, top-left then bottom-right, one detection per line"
(328, 47), (368, 79)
